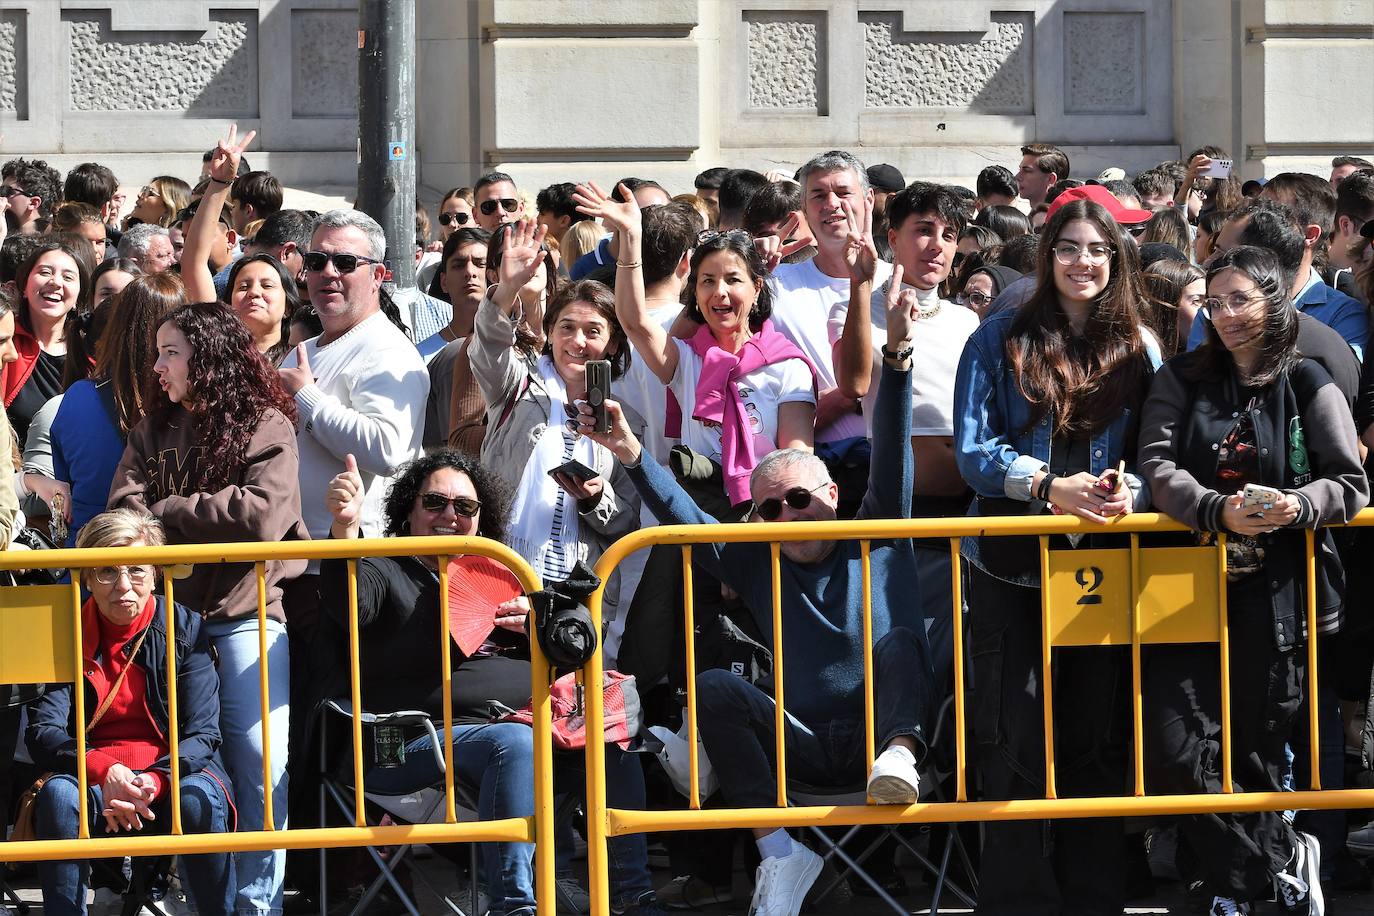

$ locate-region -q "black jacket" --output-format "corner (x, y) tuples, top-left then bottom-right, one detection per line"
(26, 596), (234, 817)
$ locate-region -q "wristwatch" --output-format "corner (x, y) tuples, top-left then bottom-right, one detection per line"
(880, 343), (913, 363)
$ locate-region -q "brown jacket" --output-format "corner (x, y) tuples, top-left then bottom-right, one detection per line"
(108, 405), (308, 621)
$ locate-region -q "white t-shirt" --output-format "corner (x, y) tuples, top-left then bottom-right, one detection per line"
(615, 306), (682, 466)
(769, 257), (892, 443)
(669, 338), (816, 462)
(827, 280), (978, 438)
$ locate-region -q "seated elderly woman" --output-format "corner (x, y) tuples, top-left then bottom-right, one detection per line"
(317, 449), (662, 916)
(25, 508), (236, 916)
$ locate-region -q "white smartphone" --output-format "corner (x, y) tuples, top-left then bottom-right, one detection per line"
(1203, 158), (1233, 179)
(1241, 483), (1282, 510)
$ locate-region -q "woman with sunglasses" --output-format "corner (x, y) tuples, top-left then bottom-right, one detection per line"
(952, 196), (1160, 914)
(1138, 246), (1366, 914)
(108, 299), (307, 916)
(317, 449), (664, 916)
(124, 176), (191, 230)
(417, 187), (477, 299)
(575, 181), (816, 513)
(27, 508), (237, 916)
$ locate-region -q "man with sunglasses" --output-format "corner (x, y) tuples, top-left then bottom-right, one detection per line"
(473, 171), (525, 232)
(1, 157), (63, 237)
(580, 284), (936, 916)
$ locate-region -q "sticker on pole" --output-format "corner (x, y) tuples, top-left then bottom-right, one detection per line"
(389, 141), (407, 161)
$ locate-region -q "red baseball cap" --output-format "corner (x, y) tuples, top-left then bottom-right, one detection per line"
(1046, 184), (1153, 226)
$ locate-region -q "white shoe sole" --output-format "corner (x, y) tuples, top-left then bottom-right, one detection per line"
(866, 774), (919, 806)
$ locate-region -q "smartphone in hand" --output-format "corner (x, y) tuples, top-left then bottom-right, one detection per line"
(585, 359), (612, 435)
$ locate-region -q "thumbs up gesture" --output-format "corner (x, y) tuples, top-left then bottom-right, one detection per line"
(326, 453), (365, 538)
(279, 342), (316, 395)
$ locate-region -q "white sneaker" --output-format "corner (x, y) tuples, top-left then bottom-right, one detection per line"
(866, 745), (920, 805)
(1208, 897), (1252, 916)
(747, 839), (822, 916)
(1275, 830), (1324, 915)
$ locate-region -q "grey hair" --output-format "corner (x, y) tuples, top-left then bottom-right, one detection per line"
(312, 208), (387, 262)
(750, 448), (833, 494)
(798, 150), (870, 195)
(116, 223), (170, 260)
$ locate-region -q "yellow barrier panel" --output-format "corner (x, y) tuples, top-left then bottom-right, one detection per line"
(582, 510), (1374, 916)
(0, 535), (555, 916)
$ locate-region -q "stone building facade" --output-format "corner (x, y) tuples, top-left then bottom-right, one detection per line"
(1, 0), (1371, 199)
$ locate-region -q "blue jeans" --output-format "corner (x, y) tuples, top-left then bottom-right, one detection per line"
(363, 722), (652, 911)
(36, 773), (236, 916)
(206, 616), (290, 915)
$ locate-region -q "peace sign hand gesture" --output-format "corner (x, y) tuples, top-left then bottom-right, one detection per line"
(207, 123), (256, 186)
(841, 198), (878, 285)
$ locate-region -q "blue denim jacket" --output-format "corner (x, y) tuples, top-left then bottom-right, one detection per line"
(953, 310), (1160, 507)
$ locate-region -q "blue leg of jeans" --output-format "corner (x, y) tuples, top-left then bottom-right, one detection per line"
(206, 616), (291, 915)
(363, 722), (537, 914)
(35, 775), (94, 916)
(177, 772), (238, 915)
(556, 746), (653, 909)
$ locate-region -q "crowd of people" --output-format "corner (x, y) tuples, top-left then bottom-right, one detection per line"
(2, 127), (1374, 916)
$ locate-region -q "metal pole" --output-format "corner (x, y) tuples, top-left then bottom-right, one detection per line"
(357, 0), (416, 288)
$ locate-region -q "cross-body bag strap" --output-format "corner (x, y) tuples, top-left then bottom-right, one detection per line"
(86, 622), (153, 733)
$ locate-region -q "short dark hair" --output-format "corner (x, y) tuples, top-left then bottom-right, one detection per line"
(694, 167), (728, 191)
(685, 231), (773, 330)
(611, 177), (667, 203)
(439, 226), (492, 267)
(474, 171), (517, 195)
(1335, 170), (1374, 225)
(974, 204), (1032, 241)
(998, 232), (1039, 275)
(202, 147), (250, 176)
(1020, 143), (1071, 182)
(976, 165), (1017, 201)
(643, 202), (701, 286)
(63, 162), (118, 208)
(1043, 178), (1084, 206)
(717, 169), (770, 227)
(1263, 172), (1337, 236)
(251, 208), (314, 254)
(542, 279), (631, 380)
(1102, 179), (1141, 205)
(0, 234), (45, 284)
(742, 182), (803, 236)
(1230, 197), (1306, 286)
(1333, 156), (1374, 170)
(1132, 167), (1173, 201)
(2, 157), (63, 218)
(886, 182), (969, 236)
(231, 171), (283, 217)
(535, 182), (590, 223)
(959, 224), (1003, 251)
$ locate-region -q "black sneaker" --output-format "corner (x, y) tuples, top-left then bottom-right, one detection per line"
(1276, 831), (1325, 915)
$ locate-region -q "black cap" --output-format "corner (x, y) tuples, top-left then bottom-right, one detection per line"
(867, 164), (905, 193)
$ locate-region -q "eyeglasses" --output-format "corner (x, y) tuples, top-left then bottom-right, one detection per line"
(92, 565), (154, 586)
(753, 484), (829, 522)
(439, 211), (471, 227)
(303, 250), (383, 273)
(478, 198), (519, 217)
(956, 290), (993, 309)
(138, 186), (158, 199)
(419, 493), (482, 517)
(2, 185), (29, 199)
(1052, 242), (1114, 266)
(697, 229), (753, 246)
(1201, 293), (1266, 318)
(1125, 223), (1148, 237)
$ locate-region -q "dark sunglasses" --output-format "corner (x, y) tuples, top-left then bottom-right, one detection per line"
(439, 211), (471, 227)
(303, 250), (382, 273)
(478, 198), (520, 216)
(753, 484), (828, 522)
(2, 185), (29, 198)
(697, 228), (753, 246)
(419, 493), (482, 517)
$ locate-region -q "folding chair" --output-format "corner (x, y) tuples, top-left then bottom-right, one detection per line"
(316, 699), (485, 916)
(788, 697), (978, 915)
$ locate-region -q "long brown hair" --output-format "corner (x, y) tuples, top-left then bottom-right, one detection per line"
(1006, 199), (1152, 435)
(103, 273), (186, 435)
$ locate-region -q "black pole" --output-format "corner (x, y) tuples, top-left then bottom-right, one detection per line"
(356, 0), (416, 288)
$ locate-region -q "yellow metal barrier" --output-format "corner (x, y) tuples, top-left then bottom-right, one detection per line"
(0, 536), (556, 916)
(582, 510), (1374, 915)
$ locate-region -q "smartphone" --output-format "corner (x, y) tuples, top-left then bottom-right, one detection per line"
(1242, 483), (1282, 510)
(1202, 158), (1233, 179)
(1095, 461), (1126, 495)
(549, 459), (598, 483)
(585, 359), (612, 435)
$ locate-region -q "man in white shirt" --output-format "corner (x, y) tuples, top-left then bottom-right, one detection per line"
(832, 182), (979, 686)
(768, 150), (891, 515)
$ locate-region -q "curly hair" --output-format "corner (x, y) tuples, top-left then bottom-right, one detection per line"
(684, 229), (773, 330)
(383, 449), (510, 543)
(148, 300), (297, 491)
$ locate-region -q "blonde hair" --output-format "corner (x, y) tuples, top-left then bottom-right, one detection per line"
(75, 508), (166, 551)
(672, 193), (713, 231)
(559, 221), (604, 276)
(142, 176), (191, 228)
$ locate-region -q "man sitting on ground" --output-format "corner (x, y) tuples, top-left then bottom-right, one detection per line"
(581, 283), (936, 916)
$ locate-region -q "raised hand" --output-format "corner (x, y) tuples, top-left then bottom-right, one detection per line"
(326, 453), (365, 535)
(206, 123), (256, 186)
(754, 213), (811, 273)
(883, 264), (918, 352)
(572, 181), (641, 236)
(573, 398), (642, 468)
(278, 342), (315, 395)
(841, 198), (878, 285)
(498, 219), (549, 292)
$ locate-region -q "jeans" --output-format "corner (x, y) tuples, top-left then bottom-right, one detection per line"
(696, 626), (931, 808)
(1143, 577), (1302, 901)
(966, 564), (1130, 916)
(206, 616), (291, 915)
(36, 773), (235, 916)
(362, 722), (652, 911)
(914, 546), (956, 689)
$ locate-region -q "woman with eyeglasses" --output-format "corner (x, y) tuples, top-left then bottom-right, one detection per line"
(316, 449), (663, 916)
(124, 176), (191, 230)
(575, 181), (816, 513)
(27, 508), (237, 916)
(108, 299), (307, 916)
(955, 263), (1023, 322)
(952, 196), (1160, 914)
(1138, 246), (1367, 914)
